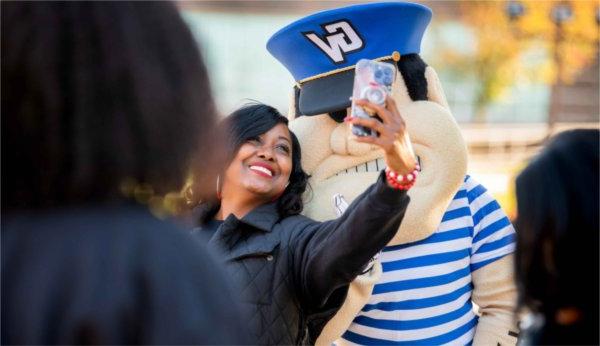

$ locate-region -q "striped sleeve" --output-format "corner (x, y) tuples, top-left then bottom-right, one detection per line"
(464, 176), (516, 272)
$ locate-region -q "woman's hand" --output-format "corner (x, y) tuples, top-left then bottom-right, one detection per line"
(346, 96), (417, 175)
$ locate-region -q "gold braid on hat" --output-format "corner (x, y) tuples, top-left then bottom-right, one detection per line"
(295, 51), (401, 89)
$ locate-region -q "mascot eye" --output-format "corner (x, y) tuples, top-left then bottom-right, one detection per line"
(328, 109), (347, 123)
(417, 156), (422, 171)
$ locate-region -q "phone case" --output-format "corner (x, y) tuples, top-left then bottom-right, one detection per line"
(351, 59), (397, 137)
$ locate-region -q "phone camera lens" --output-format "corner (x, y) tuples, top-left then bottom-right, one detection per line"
(364, 86), (386, 105)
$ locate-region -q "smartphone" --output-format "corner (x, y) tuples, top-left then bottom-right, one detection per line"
(351, 59), (396, 137)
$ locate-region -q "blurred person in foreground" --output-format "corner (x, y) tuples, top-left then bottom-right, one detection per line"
(191, 101), (415, 345)
(1, 2), (249, 344)
(514, 129), (599, 345)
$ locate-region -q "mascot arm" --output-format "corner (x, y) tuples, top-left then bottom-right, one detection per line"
(315, 261), (382, 346)
(471, 254), (519, 346)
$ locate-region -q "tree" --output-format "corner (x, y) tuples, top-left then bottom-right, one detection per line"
(434, 0), (599, 122)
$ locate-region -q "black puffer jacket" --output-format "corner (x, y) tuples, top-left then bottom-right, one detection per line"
(194, 172), (409, 345)
(2, 207), (252, 345)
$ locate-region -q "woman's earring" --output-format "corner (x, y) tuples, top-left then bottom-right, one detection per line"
(284, 182), (290, 189)
(216, 175), (222, 199)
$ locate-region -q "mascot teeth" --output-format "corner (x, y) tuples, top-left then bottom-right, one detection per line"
(334, 158), (386, 176)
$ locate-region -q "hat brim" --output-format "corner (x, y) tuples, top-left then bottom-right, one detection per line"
(297, 68), (355, 116)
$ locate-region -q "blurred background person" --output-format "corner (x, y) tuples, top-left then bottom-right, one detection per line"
(514, 129), (599, 345)
(1, 1), (249, 344)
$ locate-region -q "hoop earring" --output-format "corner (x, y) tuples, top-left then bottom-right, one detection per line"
(216, 175), (222, 199)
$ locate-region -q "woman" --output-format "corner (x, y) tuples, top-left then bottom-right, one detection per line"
(2, 2), (248, 344)
(514, 129), (599, 345)
(193, 99), (418, 345)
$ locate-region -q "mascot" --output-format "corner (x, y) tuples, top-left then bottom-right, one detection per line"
(267, 2), (519, 345)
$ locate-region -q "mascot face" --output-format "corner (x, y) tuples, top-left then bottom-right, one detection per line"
(289, 64), (468, 245)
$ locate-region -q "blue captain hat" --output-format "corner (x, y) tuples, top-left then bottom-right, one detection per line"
(267, 2), (432, 116)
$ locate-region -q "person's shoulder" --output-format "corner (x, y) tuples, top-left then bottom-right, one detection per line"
(275, 213), (322, 239)
(278, 213), (317, 228)
(462, 175), (494, 204)
(2, 206), (200, 256)
(463, 174), (482, 190)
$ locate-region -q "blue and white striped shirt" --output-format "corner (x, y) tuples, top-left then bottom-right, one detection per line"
(341, 175), (516, 345)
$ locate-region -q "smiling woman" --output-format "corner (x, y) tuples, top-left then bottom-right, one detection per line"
(219, 121), (294, 218)
(211, 104), (309, 220)
(190, 101), (418, 345)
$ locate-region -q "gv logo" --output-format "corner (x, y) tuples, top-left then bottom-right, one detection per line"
(303, 20), (364, 64)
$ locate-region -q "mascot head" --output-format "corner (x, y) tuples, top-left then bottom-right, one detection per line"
(267, 2), (468, 244)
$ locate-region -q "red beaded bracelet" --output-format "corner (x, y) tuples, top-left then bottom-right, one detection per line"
(385, 164), (420, 190)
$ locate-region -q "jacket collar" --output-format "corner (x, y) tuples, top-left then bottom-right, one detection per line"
(238, 202), (280, 232)
(207, 202), (281, 261)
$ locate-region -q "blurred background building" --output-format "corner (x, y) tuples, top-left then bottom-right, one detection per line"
(178, 0), (599, 217)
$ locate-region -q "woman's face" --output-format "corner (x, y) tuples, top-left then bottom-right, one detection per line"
(222, 123), (293, 203)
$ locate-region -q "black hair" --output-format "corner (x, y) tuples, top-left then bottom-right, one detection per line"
(514, 129), (599, 339)
(1, 2), (220, 211)
(197, 103), (310, 221)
